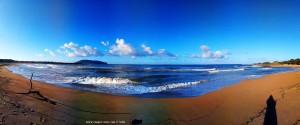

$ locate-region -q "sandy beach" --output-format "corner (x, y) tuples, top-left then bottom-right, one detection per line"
(1, 64), (300, 125)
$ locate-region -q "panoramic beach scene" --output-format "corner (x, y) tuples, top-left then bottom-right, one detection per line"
(1, 0), (300, 125)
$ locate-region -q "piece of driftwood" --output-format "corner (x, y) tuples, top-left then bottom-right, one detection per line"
(19, 73), (56, 105)
(28, 73), (33, 93)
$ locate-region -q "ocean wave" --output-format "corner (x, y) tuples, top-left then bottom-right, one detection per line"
(141, 67), (217, 72)
(79, 79), (207, 94)
(208, 68), (245, 73)
(145, 80), (207, 93)
(240, 65), (261, 68)
(45, 64), (63, 69)
(23, 64), (63, 69)
(76, 77), (137, 85)
(251, 65), (262, 67)
(261, 67), (272, 70)
(245, 75), (262, 79)
(144, 68), (152, 70)
(24, 64), (46, 69)
(171, 68), (216, 72)
(73, 76), (207, 94)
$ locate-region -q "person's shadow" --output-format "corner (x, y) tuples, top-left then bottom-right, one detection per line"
(263, 95), (278, 125)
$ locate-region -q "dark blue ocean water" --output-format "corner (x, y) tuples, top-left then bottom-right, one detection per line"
(6, 64), (300, 98)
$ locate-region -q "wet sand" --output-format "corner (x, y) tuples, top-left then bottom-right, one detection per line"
(0, 64), (300, 125)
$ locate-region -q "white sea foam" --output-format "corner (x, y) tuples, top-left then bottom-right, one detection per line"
(261, 68), (272, 70)
(171, 68), (216, 72)
(76, 77), (137, 85)
(245, 75), (262, 79)
(208, 68), (245, 73)
(46, 64), (63, 69)
(74, 76), (207, 94)
(145, 80), (207, 93)
(144, 68), (152, 70)
(25, 64), (46, 69)
(240, 65), (261, 68)
(251, 65), (262, 67)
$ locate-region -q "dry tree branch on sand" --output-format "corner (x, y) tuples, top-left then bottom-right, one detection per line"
(19, 73), (132, 114)
(18, 73), (56, 105)
(28, 73), (33, 93)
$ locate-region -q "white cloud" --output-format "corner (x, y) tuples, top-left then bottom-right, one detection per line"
(60, 42), (102, 57)
(195, 45), (231, 59)
(213, 50), (231, 58)
(101, 41), (109, 46)
(200, 45), (212, 58)
(83, 45), (98, 55)
(108, 39), (177, 59)
(64, 50), (76, 57)
(141, 44), (154, 55)
(35, 53), (44, 57)
(56, 49), (63, 53)
(109, 39), (144, 56)
(190, 53), (202, 58)
(157, 49), (178, 58)
(44, 49), (56, 57)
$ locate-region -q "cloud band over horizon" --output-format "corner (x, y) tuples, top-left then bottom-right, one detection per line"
(38, 38), (231, 62)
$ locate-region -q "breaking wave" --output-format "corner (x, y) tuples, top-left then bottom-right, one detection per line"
(142, 68), (217, 72)
(76, 77), (137, 85)
(24, 64), (63, 69)
(73, 76), (207, 94)
(208, 68), (245, 73)
(171, 68), (216, 72)
(143, 80), (207, 93)
(25, 64), (46, 69)
(261, 68), (272, 70)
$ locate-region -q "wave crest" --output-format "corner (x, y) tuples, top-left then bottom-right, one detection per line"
(75, 77), (207, 94)
(77, 77), (137, 84)
(208, 68), (245, 73)
(146, 80), (207, 93)
(171, 68), (216, 72)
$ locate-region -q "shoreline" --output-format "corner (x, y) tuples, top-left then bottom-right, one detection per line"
(6, 63), (296, 98)
(1, 65), (300, 124)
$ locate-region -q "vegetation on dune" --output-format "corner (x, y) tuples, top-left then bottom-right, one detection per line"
(281, 58), (300, 65)
(257, 58), (300, 65)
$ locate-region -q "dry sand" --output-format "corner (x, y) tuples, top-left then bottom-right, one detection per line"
(0, 64), (300, 125)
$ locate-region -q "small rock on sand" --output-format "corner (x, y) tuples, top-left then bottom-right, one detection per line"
(30, 109), (34, 112)
(40, 116), (45, 123)
(12, 111), (18, 115)
(30, 122), (37, 125)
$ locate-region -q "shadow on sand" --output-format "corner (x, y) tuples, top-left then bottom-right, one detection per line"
(263, 95), (278, 125)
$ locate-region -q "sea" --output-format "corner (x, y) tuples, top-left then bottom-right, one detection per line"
(6, 64), (300, 98)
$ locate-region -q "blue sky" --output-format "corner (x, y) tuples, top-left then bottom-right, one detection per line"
(1, 0), (300, 64)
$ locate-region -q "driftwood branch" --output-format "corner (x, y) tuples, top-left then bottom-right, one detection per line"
(28, 73), (33, 93)
(19, 73), (57, 105)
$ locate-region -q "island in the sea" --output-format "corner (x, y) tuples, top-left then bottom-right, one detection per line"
(75, 60), (108, 65)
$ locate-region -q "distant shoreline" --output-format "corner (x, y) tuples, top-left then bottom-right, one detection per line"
(0, 59), (108, 65)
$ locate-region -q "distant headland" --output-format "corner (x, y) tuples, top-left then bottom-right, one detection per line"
(75, 60), (108, 65)
(0, 59), (108, 65)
